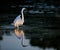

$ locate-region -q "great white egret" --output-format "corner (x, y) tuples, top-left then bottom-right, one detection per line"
(12, 8), (26, 28)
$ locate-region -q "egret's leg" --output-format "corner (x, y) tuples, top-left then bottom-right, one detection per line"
(15, 26), (17, 29)
(15, 24), (17, 28)
(15, 24), (19, 29)
(17, 25), (19, 29)
(17, 27), (19, 29)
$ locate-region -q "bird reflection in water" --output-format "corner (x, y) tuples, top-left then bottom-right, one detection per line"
(14, 28), (28, 47)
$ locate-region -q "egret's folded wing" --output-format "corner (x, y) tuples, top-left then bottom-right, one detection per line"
(14, 15), (21, 23)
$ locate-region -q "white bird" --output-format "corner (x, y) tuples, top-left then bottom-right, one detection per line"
(12, 8), (26, 28)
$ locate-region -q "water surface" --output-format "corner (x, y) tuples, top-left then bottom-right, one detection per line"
(0, 14), (60, 50)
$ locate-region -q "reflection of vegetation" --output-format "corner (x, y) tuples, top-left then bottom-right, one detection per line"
(30, 35), (60, 50)
(30, 35), (60, 46)
(0, 30), (3, 40)
(0, 29), (11, 41)
(25, 27), (60, 50)
(0, 36), (3, 40)
(5, 30), (11, 36)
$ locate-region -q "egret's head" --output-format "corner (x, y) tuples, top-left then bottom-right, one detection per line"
(21, 8), (26, 13)
(22, 8), (26, 11)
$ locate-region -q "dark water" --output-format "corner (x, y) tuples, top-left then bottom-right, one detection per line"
(0, 14), (60, 50)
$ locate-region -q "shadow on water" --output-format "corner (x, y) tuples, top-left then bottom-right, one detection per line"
(29, 31), (60, 49)
(24, 27), (60, 50)
(0, 29), (11, 40)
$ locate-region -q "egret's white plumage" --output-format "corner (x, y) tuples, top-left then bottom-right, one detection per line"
(12, 8), (26, 28)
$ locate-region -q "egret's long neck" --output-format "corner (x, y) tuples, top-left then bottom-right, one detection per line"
(21, 9), (24, 22)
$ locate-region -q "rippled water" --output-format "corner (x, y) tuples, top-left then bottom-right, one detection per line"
(0, 14), (60, 50)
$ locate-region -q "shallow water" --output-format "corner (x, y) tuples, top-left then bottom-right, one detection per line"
(0, 14), (60, 50)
